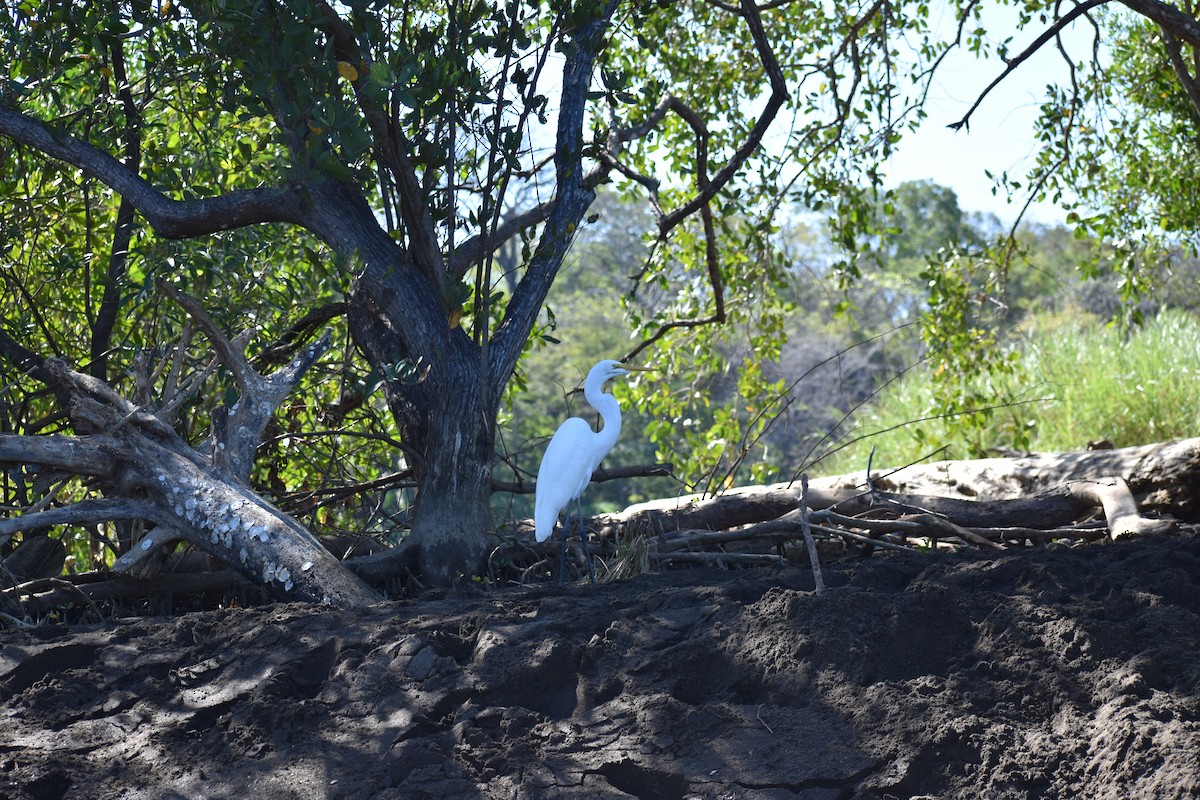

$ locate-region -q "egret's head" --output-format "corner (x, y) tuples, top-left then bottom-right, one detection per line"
(589, 359), (652, 385)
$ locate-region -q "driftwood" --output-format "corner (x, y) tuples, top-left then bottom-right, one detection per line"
(500, 439), (1194, 580)
(3, 569), (257, 621)
(591, 438), (1200, 536)
(0, 286), (382, 613)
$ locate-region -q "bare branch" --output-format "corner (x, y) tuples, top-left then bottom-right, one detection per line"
(446, 93), (686, 285)
(111, 525), (184, 576)
(447, 159), (617, 282)
(158, 280), (254, 394)
(799, 475), (825, 593)
(948, 0), (1109, 131)
(154, 282), (333, 478)
(1067, 478), (1175, 539)
(42, 358), (180, 441)
(614, 0), (788, 363)
(492, 463), (676, 495)
(9, 570), (257, 619)
(0, 324), (72, 413)
(0, 498), (162, 537)
(0, 434), (120, 476)
(251, 303), (346, 371)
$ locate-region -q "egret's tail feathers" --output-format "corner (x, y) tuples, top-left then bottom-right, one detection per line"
(534, 502), (558, 543)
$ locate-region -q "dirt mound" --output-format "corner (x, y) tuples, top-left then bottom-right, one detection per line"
(3, 530), (1199, 799)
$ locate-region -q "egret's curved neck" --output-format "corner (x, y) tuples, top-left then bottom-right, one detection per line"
(584, 372), (622, 451)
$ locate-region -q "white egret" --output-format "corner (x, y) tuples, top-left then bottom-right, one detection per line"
(535, 359), (650, 585)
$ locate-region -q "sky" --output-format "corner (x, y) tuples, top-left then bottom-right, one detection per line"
(882, 4), (1102, 226)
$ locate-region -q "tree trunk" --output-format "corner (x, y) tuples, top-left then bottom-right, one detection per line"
(406, 355), (495, 586)
(346, 276), (495, 586)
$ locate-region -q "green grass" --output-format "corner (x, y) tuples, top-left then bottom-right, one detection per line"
(813, 309), (1200, 475)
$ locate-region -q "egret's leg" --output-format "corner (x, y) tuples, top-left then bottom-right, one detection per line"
(576, 497), (596, 586)
(557, 521), (567, 588)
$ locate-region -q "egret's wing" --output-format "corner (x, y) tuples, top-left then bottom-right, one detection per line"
(534, 417), (595, 542)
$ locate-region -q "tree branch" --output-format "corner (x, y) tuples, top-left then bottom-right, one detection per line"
(156, 282), (333, 480)
(0, 434), (120, 476)
(251, 302), (346, 372)
(489, 1), (621, 388)
(0, 324), (72, 414)
(1162, 27), (1200, 118)
(0, 498), (162, 537)
(42, 358), (181, 442)
(492, 463), (676, 495)
(656, 0), (789, 235)
(1120, 0), (1200, 46)
(948, 0), (1109, 131)
(448, 200), (559, 281)
(0, 104), (309, 239)
(446, 159), (616, 282)
(90, 36), (141, 383)
(158, 280), (254, 394)
(8, 570), (259, 619)
(312, 1), (445, 295)
(623, 198), (727, 362)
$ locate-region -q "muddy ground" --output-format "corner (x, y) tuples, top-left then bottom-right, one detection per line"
(1, 529), (1199, 800)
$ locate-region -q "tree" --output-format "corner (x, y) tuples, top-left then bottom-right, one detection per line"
(875, 180), (985, 262)
(6, 0), (1200, 602)
(948, 1), (1200, 317)
(0, 0), (800, 595)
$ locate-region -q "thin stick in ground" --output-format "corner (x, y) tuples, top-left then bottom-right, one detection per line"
(800, 474), (825, 594)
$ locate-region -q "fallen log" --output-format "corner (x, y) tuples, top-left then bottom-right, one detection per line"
(5, 570), (258, 620)
(0, 287), (383, 610)
(586, 438), (1200, 537)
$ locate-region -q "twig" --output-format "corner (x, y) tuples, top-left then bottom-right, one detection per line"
(649, 551), (787, 566)
(799, 474), (825, 594)
(756, 704), (774, 734)
(154, 320), (192, 398)
(902, 513), (1005, 551)
(809, 524), (919, 553)
(975, 523), (1107, 542)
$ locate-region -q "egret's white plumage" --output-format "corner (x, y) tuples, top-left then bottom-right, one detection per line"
(534, 359), (646, 583)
